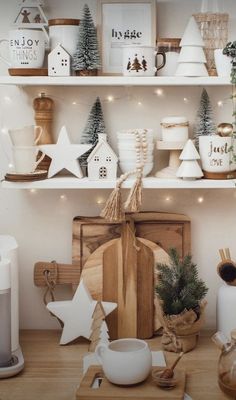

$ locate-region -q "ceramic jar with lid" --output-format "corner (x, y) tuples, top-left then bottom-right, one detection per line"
(161, 117), (189, 142)
(49, 19), (80, 56)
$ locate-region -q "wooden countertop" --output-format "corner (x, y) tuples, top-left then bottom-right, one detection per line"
(0, 330), (228, 400)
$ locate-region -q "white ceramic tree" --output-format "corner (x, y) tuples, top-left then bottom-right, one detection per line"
(177, 139), (203, 180)
(176, 17), (208, 77)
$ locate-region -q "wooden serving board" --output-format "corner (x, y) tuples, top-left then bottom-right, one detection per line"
(72, 212), (191, 272)
(76, 366), (186, 400)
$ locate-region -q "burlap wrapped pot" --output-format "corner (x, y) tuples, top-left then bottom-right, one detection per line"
(155, 297), (207, 353)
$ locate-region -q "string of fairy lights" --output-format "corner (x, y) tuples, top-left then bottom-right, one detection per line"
(0, 87), (233, 206)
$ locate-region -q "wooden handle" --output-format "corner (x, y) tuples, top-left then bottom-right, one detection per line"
(34, 261), (80, 287)
(219, 249), (226, 261)
(225, 248), (231, 259)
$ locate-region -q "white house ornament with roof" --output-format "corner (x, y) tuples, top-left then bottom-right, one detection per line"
(48, 44), (71, 76)
(87, 134), (118, 181)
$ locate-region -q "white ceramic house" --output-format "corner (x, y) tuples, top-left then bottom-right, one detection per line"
(48, 44), (70, 76)
(87, 134), (118, 181)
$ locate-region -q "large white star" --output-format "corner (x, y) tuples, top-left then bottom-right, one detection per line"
(40, 126), (93, 178)
(47, 279), (117, 345)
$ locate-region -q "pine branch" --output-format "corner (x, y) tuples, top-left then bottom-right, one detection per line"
(194, 88), (216, 148)
(156, 248), (208, 316)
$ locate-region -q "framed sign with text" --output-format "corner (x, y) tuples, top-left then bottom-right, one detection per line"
(97, 0), (156, 74)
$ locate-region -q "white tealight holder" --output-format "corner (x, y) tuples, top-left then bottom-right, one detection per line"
(155, 141), (186, 179)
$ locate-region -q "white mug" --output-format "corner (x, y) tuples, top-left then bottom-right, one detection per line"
(12, 146), (45, 174)
(95, 338), (152, 385)
(214, 49), (231, 78)
(199, 136), (236, 173)
(122, 46), (166, 76)
(9, 125), (42, 146)
(0, 29), (45, 68)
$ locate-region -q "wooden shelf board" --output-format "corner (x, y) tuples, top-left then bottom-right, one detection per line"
(0, 76), (231, 87)
(1, 177), (236, 189)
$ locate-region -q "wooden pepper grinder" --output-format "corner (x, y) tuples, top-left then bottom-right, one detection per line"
(33, 92), (54, 171)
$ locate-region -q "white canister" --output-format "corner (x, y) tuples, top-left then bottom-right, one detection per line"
(199, 135), (236, 173)
(161, 116), (189, 142)
(49, 19), (80, 56)
(217, 285), (236, 340)
(214, 49), (231, 78)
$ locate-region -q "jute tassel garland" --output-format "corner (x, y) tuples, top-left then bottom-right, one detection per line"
(100, 167), (144, 222)
(101, 129), (148, 222)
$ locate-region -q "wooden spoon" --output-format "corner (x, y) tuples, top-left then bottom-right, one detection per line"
(160, 352), (184, 379)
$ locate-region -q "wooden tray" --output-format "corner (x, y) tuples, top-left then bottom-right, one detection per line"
(76, 366), (186, 400)
(8, 68), (48, 76)
(5, 170), (48, 182)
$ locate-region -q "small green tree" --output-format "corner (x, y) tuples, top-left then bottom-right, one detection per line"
(194, 88), (216, 148)
(156, 248), (208, 316)
(72, 4), (101, 72)
(79, 97), (106, 166)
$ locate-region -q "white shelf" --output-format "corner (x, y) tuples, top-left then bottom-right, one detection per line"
(0, 76), (231, 87)
(2, 177), (236, 189)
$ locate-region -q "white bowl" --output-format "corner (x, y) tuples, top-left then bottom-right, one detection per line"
(119, 155), (154, 162)
(117, 130), (154, 140)
(118, 143), (154, 151)
(119, 161), (153, 177)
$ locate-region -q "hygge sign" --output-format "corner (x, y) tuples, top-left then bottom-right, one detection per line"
(199, 136), (236, 172)
(0, 30), (45, 68)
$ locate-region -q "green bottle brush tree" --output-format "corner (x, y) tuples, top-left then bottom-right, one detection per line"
(155, 248), (208, 353)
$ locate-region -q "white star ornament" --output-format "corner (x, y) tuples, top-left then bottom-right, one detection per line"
(47, 279), (117, 345)
(40, 126), (93, 178)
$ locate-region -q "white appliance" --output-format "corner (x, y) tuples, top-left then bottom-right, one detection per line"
(0, 235), (24, 378)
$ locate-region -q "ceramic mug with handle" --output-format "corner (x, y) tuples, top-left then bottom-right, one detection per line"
(0, 29), (45, 68)
(122, 46), (166, 76)
(12, 146), (45, 174)
(9, 125), (43, 146)
(95, 338), (152, 385)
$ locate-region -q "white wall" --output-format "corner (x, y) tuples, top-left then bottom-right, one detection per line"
(0, 0), (236, 330)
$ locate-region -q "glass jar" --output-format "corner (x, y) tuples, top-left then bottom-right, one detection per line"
(216, 330), (236, 397)
(156, 38), (181, 76)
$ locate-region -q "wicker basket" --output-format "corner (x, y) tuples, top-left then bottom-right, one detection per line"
(193, 13), (229, 76)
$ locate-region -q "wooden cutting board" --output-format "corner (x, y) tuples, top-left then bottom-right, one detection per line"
(102, 220), (154, 339)
(76, 366), (186, 400)
(81, 236), (169, 338)
(72, 212), (191, 273)
(73, 212), (190, 338)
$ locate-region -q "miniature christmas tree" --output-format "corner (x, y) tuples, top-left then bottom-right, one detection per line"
(131, 55), (142, 72)
(194, 88), (216, 147)
(176, 139), (203, 180)
(156, 248), (208, 316)
(72, 4), (100, 75)
(89, 301), (110, 352)
(176, 16), (208, 77)
(79, 97), (106, 166)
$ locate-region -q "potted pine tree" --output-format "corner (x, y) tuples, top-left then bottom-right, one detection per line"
(155, 248), (208, 353)
(72, 4), (101, 76)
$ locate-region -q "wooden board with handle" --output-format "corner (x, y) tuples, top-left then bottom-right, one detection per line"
(72, 212), (191, 273)
(76, 366), (186, 400)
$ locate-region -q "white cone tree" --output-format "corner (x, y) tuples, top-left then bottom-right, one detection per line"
(176, 17), (208, 77)
(177, 139), (203, 180)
